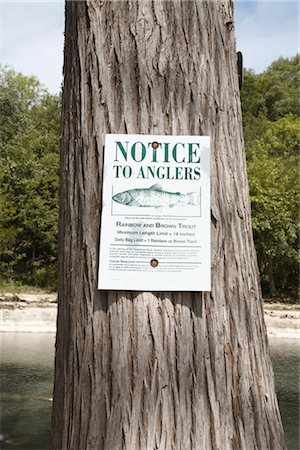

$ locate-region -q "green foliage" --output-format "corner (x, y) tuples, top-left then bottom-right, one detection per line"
(241, 56), (300, 299)
(247, 121), (299, 296)
(0, 68), (44, 147)
(0, 67), (61, 290)
(263, 56), (300, 121)
(241, 56), (299, 122)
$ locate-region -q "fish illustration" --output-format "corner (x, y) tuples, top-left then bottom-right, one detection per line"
(112, 184), (200, 208)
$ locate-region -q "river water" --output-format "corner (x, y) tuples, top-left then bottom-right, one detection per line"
(0, 333), (299, 450)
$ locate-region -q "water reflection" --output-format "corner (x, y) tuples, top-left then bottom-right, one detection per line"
(269, 337), (300, 450)
(0, 333), (299, 450)
(0, 333), (55, 450)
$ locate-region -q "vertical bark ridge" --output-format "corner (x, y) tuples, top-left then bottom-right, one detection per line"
(52, 1), (286, 449)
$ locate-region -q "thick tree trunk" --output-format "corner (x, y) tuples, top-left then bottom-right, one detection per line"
(51, 1), (286, 449)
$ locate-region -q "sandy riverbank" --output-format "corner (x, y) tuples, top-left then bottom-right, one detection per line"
(263, 303), (299, 339)
(0, 292), (299, 338)
(0, 292), (57, 333)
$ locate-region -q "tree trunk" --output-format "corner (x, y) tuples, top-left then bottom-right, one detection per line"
(51, 1), (286, 449)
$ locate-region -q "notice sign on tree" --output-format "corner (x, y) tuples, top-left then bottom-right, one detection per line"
(98, 134), (210, 291)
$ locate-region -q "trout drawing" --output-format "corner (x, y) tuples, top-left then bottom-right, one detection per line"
(112, 184), (200, 208)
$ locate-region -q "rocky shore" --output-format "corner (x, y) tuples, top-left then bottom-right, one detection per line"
(0, 292), (299, 338)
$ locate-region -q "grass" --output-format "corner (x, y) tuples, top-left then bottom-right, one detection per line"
(0, 279), (52, 295)
(263, 295), (299, 306)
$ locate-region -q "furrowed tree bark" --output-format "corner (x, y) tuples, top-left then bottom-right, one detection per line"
(51, 1), (286, 449)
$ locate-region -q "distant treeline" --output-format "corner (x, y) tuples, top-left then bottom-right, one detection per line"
(0, 68), (60, 290)
(0, 55), (299, 298)
(241, 56), (299, 299)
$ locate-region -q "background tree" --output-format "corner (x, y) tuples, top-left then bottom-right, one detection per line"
(0, 67), (60, 289)
(263, 56), (300, 121)
(51, 2), (286, 449)
(241, 55), (299, 126)
(241, 55), (300, 299)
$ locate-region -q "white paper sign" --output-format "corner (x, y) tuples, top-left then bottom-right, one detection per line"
(98, 134), (210, 291)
